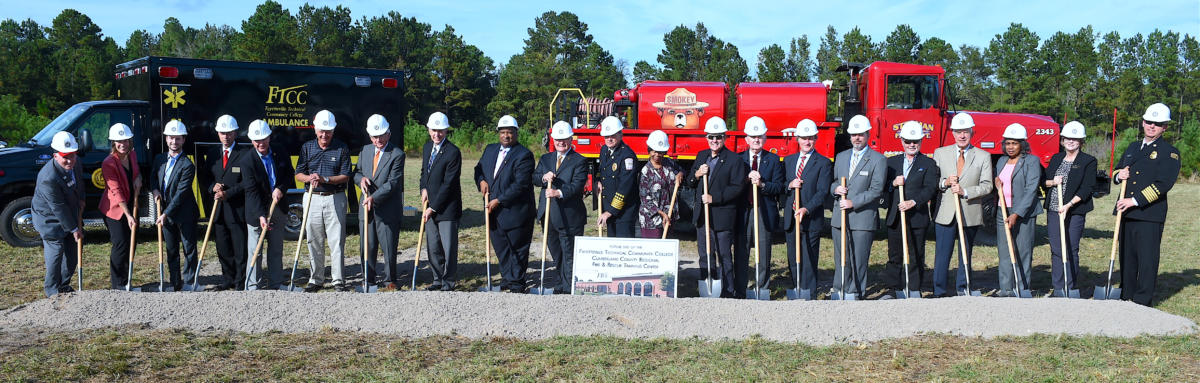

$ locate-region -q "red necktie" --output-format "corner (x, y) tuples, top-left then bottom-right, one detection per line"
(751, 153), (758, 172)
(796, 154), (806, 179)
(222, 150), (229, 168)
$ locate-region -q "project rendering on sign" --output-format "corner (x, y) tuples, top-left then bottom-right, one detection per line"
(571, 236), (679, 298)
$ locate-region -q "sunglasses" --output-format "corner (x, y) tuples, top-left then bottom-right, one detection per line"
(1144, 120), (1167, 128)
(902, 140), (920, 145)
(706, 135), (725, 140)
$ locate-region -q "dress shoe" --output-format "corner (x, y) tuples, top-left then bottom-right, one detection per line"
(334, 283), (351, 292)
(439, 284), (455, 292)
(877, 294), (894, 300)
(303, 283), (322, 293)
(425, 284), (443, 291)
(385, 282), (398, 290)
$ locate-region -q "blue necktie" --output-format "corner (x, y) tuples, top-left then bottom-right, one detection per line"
(162, 155), (177, 191)
(263, 153), (276, 189)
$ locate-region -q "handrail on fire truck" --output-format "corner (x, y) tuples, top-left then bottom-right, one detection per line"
(550, 88), (590, 130)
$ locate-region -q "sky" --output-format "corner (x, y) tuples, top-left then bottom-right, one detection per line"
(5, 0), (1199, 77)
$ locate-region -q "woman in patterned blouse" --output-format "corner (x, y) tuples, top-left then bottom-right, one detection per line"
(638, 131), (683, 239)
(1042, 121), (1097, 293)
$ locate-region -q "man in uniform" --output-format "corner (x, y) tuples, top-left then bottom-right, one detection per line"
(595, 116), (639, 237)
(295, 110), (353, 292)
(782, 119), (831, 300)
(830, 115), (887, 299)
(883, 121), (939, 297)
(152, 120), (198, 292)
(687, 117), (748, 298)
(205, 115), (249, 290)
(33, 131), (85, 297)
(242, 120), (292, 290)
(931, 112), (993, 297)
(356, 114), (405, 290)
(418, 112), (461, 291)
(1114, 103), (1181, 306)
(474, 115), (535, 293)
(737, 116), (784, 295)
(533, 121), (588, 294)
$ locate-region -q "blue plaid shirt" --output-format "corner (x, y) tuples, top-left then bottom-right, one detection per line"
(296, 138), (351, 193)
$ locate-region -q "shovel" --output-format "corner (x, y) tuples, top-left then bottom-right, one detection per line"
(151, 198), (174, 292)
(244, 198), (278, 291)
(660, 174), (681, 239)
(281, 190), (312, 292)
(952, 192), (982, 296)
(786, 189), (811, 300)
(76, 216), (84, 292)
(831, 177), (856, 301)
(408, 200), (430, 291)
(1094, 181), (1126, 300)
(895, 184), (920, 299)
(697, 174), (722, 298)
(746, 183), (769, 300)
(531, 187), (555, 295)
(997, 185), (1032, 298)
(1051, 184), (1080, 298)
(479, 193), (502, 292)
(356, 204), (380, 293)
(185, 201), (219, 292)
(126, 197), (142, 292)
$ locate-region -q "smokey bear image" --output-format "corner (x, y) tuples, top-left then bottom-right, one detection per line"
(652, 88), (708, 130)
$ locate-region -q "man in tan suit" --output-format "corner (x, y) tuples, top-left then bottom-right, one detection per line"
(931, 113), (993, 297)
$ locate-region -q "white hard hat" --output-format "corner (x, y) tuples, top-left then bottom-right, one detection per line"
(647, 130), (669, 152)
(426, 112), (450, 130)
(599, 116), (623, 137)
(163, 120), (188, 136)
(703, 116), (727, 134)
(550, 120), (573, 140)
(247, 119), (272, 140)
(846, 115), (871, 134)
(1002, 123), (1027, 140)
(109, 123), (133, 141)
(743, 116), (767, 136)
(794, 119), (818, 137)
(314, 110), (337, 131)
(1142, 103), (1171, 122)
(215, 115), (239, 133)
(899, 121), (925, 141)
(950, 112), (975, 130)
(1061, 121), (1086, 139)
(496, 115), (519, 130)
(51, 131), (78, 153)
(366, 114), (390, 136)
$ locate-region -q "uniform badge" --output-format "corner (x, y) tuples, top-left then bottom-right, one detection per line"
(624, 158), (634, 170)
(1171, 152), (1179, 160)
(1149, 151), (1157, 160)
(232, 167), (241, 173)
(611, 163), (617, 171)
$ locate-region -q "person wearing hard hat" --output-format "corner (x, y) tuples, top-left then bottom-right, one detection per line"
(595, 116), (640, 238)
(151, 120), (199, 292)
(1042, 121), (1096, 297)
(355, 115), (404, 290)
(637, 130), (683, 239)
(1113, 103), (1181, 306)
(686, 117), (748, 298)
(830, 115), (886, 299)
(418, 112), (462, 291)
(205, 114), (250, 290)
(782, 119), (831, 300)
(295, 110), (353, 292)
(100, 122), (143, 289)
(242, 120), (293, 290)
(882, 121), (939, 298)
(474, 115), (536, 293)
(533, 121), (588, 294)
(993, 123), (1043, 296)
(736, 116), (785, 296)
(33, 131), (85, 296)
(931, 112), (993, 297)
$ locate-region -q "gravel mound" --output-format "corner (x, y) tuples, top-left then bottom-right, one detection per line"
(1, 291), (1194, 344)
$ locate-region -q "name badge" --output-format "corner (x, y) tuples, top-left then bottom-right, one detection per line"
(330, 156), (337, 162)
(859, 170), (869, 176)
(232, 167), (241, 173)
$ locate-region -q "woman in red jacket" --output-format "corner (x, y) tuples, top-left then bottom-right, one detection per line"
(101, 123), (141, 289)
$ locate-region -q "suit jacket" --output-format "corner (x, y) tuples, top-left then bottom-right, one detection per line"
(782, 151), (832, 233)
(599, 142), (639, 219)
(1113, 139), (1179, 223)
(686, 147), (747, 232)
(204, 145), (248, 224)
(533, 150), (588, 230)
(417, 140), (462, 222)
(355, 142), (405, 224)
(32, 160), (84, 238)
(99, 151), (140, 220)
(740, 150), (785, 233)
(1042, 152), (1097, 215)
(830, 147), (886, 230)
(885, 154), (939, 228)
(474, 143), (535, 230)
(994, 154), (1043, 219)
(242, 146), (294, 223)
(932, 145), (994, 227)
(151, 152), (198, 225)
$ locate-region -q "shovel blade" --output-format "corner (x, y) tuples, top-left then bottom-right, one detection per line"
(1093, 286), (1122, 300)
(181, 284), (204, 292)
(355, 285), (379, 293)
(697, 280), (722, 298)
(786, 288), (813, 300)
(1017, 289), (1033, 298)
(895, 290), (922, 299)
(278, 285), (305, 292)
(529, 287), (555, 295)
(1050, 289), (1080, 298)
(125, 286), (143, 292)
(747, 288), (770, 300)
(958, 289), (982, 297)
(152, 285), (175, 293)
(478, 286), (503, 292)
(830, 289), (858, 301)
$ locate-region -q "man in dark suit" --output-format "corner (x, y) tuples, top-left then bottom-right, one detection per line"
(687, 117), (748, 298)
(533, 121), (589, 294)
(418, 112), (460, 291)
(595, 116), (639, 237)
(830, 115), (887, 298)
(883, 121), (939, 297)
(356, 114), (405, 290)
(737, 117), (785, 295)
(1114, 103), (1181, 306)
(474, 115), (535, 293)
(242, 120), (293, 290)
(33, 131), (85, 297)
(151, 120), (199, 292)
(782, 119), (831, 300)
(203, 114), (249, 290)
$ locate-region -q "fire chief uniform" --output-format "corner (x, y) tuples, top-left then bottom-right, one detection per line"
(737, 148), (785, 291)
(1114, 138), (1180, 306)
(598, 142), (639, 237)
(474, 142), (535, 292)
(533, 148), (588, 293)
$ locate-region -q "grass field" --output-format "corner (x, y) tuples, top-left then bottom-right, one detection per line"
(2, 154), (1199, 381)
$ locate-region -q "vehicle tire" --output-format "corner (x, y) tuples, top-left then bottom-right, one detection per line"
(1, 196), (41, 247)
(284, 200), (303, 241)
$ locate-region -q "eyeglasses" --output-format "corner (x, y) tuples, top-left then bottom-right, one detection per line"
(1144, 120), (1167, 128)
(706, 135), (725, 140)
(902, 140), (920, 145)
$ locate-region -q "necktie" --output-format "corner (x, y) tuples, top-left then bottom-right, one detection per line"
(263, 153), (275, 189)
(797, 154), (806, 179)
(222, 149), (229, 168)
(751, 153), (759, 172)
(849, 150), (861, 178)
(163, 154), (177, 191)
(556, 154), (563, 170)
(428, 146), (438, 170)
(956, 148), (965, 177)
(493, 147), (508, 178)
(372, 148), (382, 177)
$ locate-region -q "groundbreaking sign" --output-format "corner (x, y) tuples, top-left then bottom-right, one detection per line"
(572, 236), (678, 298)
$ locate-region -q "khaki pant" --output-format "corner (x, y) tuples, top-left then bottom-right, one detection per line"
(306, 193), (347, 285)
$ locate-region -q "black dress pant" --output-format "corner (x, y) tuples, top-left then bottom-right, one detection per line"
(213, 208), (247, 289)
(492, 224), (532, 292)
(162, 218), (198, 291)
(546, 220), (583, 291)
(1120, 219), (1163, 306)
(784, 226), (821, 296)
(886, 220), (927, 293)
(105, 216), (132, 289)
